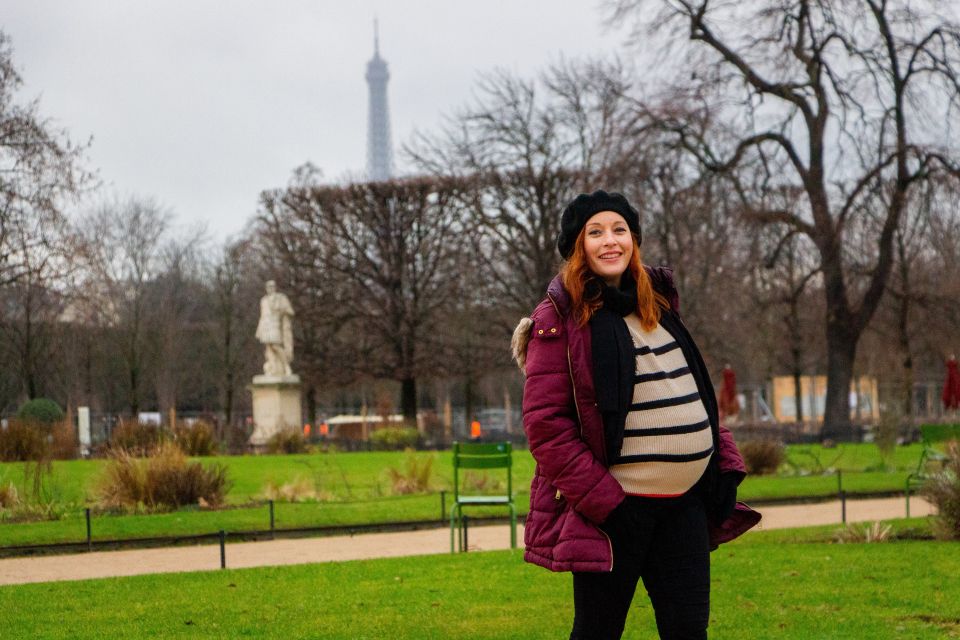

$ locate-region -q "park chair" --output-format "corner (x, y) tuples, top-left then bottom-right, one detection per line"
(905, 423), (960, 516)
(449, 441), (517, 552)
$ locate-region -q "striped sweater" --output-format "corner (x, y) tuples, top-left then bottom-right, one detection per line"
(609, 313), (714, 497)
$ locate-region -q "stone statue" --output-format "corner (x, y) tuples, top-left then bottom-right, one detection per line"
(255, 280), (295, 377)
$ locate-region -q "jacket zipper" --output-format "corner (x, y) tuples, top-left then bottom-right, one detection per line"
(547, 293), (584, 440)
(548, 292), (614, 572)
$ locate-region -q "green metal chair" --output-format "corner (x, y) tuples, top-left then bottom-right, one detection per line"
(449, 441), (517, 552)
(905, 423), (960, 516)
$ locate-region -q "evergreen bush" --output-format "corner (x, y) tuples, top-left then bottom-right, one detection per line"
(15, 398), (64, 425)
(370, 426), (421, 451)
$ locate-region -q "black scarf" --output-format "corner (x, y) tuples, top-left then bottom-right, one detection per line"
(588, 273), (638, 463)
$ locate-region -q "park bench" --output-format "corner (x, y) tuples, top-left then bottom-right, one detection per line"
(905, 423), (960, 517)
(449, 441), (517, 552)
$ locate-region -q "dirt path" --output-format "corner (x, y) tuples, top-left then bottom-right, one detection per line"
(0, 496), (934, 587)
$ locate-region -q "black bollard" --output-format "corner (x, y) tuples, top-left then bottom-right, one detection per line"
(461, 515), (469, 552)
(219, 530), (226, 569)
(840, 490), (847, 524)
(85, 508), (92, 551)
(440, 491), (446, 521)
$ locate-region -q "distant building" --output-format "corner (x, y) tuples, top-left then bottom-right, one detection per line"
(365, 20), (393, 181)
(769, 375), (879, 423)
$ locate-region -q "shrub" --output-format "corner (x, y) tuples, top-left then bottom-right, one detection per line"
(0, 419), (52, 500)
(266, 429), (308, 454)
(261, 476), (329, 502)
(922, 441), (960, 541)
(50, 420), (78, 460)
(16, 398), (64, 425)
(0, 481), (18, 509)
(96, 442), (231, 511)
(461, 470), (505, 493)
(741, 440), (785, 475)
(834, 521), (892, 543)
(370, 427), (421, 451)
(172, 420), (218, 456)
(2, 500), (67, 523)
(385, 449), (434, 494)
(109, 420), (164, 456)
(0, 419), (48, 462)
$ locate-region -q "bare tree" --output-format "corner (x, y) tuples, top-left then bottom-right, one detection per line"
(152, 228), (208, 417)
(209, 237), (260, 433)
(407, 59), (642, 322)
(0, 203), (85, 401)
(81, 196), (171, 416)
(750, 219), (822, 423)
(259, 177), (469, 423)
(862, 176), (960, 419)
(609, 0), (960, 438)
(0, 30), (90, 408)
(0, 31), (90, 289)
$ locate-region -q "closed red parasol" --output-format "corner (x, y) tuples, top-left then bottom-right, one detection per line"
(943, 356), (960, 410)
(719, 365), (740, 419)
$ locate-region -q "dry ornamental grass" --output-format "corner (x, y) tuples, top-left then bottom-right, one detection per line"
(96, 442), (231, 511)
(386, 450), (434, 494)
(922, 441), (960, 540)
(741, 440), (786, 475)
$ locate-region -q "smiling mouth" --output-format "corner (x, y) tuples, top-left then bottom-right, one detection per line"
(598, 253), (621, 260)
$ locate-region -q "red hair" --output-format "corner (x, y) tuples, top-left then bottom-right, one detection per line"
(560, 231), (668, 330)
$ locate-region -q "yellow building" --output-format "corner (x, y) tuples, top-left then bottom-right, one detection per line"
(770, 375), (879, 423)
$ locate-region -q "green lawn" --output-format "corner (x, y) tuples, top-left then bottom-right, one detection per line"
(0, 443), (929, 548)
(0, 525), (957, 639)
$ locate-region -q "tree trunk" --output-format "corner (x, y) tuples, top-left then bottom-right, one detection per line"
(84, 335), (93, 407)
(896, 232), (914, 421)
(222, 308), (234, 434)
(223, 377), (234, 441)
(897, 294), (914, 420)
(822, 325), (856, 441)
(129, 339), (140, 417)
(819, 232), (858, 441)
(24, 307), (36, 399)
(221, 372), (233, 435)
(787, 298), (804, 424)
(464, 375), (475, 438)
(306, 385), (317, 429)
(400, 376), (417, 425)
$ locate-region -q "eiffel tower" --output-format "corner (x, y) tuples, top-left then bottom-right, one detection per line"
(365, 20), (393, 181)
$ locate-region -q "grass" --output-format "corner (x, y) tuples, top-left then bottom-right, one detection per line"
(0, 450), (533, 506)
(0, 523), (958, 639)
(0, 443), (931, 548)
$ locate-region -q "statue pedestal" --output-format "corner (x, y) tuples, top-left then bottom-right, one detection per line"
(249, 375), (302, 448)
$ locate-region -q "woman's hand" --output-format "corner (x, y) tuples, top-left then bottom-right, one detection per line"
(713, 472), (738, 523)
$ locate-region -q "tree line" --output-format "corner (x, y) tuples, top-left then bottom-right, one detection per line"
(4, 2), (960, 440)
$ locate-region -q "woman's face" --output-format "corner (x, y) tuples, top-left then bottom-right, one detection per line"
(583, 210), (633, 287)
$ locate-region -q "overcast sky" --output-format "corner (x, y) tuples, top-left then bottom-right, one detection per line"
(3, 1), (623, 240)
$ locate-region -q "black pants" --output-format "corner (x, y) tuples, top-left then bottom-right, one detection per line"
(570, 493), (710, 640)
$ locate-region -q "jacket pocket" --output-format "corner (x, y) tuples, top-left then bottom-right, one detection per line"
(530, 474), (565, 513)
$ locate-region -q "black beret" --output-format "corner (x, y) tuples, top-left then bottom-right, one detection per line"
(556, 190), (641, 259)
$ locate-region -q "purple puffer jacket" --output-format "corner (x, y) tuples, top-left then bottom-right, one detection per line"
(517, 268), (760, 573)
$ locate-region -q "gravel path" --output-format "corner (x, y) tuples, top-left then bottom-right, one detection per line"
(0, 496), (935, 587)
